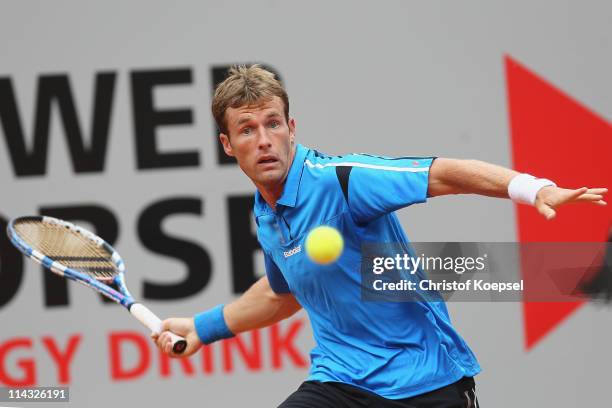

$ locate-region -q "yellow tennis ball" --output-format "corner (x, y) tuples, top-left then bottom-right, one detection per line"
(305, 226), (344, 265)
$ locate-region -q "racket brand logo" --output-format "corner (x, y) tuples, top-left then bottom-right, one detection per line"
(283, 245), (302, 258)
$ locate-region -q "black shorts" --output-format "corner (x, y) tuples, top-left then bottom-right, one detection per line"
(278, 376), (479, 408)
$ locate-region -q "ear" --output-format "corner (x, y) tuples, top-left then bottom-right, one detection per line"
(288, 117), (296, 145)
(219, 133), (234, 157)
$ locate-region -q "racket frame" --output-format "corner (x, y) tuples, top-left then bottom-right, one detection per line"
(8, 216), (132, 305)
(7, 216), (187, 354)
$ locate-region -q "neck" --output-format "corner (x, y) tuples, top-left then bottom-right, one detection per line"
(257, 183), (284, 211)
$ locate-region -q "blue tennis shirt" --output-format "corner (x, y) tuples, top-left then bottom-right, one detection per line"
(254, 144), (480, 399)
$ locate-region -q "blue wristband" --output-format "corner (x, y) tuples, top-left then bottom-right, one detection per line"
(194, 304), (235, 345)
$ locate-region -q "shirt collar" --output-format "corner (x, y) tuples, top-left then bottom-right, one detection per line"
(254, 144), (308, 216)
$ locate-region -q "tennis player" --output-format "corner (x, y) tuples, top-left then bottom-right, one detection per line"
(153, 65), (607, 407)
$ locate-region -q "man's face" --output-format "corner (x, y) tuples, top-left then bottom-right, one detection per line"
(219, 96), (296, 190)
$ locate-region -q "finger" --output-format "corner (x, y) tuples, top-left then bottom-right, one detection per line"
(593, 200), (607, 206)
(160, 319), (172, 332)
(585, 188), (608, 195)
(537, 202), (556, 220)
(566, 187), (589, 200)
(158, 332), (169, 349)
(575, 194), (605, 202)
(153, 335), (164, 351)
(553, 187), (589, 206)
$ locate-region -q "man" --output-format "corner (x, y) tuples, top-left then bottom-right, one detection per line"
(153, 65), (607, 407)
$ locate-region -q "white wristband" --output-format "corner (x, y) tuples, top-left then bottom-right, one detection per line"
(508, 173), (556, 205)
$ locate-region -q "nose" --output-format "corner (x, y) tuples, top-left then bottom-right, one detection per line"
(256, 124), (272, 149)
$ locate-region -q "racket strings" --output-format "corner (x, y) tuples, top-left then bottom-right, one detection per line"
(14, 220), (119, 280)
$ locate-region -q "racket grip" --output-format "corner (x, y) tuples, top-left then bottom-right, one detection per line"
(129, 303), (188, 354)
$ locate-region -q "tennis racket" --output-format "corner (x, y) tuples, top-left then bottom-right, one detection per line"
(6, 215), (187, 354)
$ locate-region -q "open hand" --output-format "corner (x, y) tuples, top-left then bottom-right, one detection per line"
(535, 186), (608, 220)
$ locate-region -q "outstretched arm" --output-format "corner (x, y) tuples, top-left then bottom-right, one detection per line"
(152, 276), (301, 357)
(428, 158), (607, 219)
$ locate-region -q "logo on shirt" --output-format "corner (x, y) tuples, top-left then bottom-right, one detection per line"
(284, 245), (302, 258)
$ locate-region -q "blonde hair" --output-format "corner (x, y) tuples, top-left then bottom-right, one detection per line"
(212, 64), (289, 135)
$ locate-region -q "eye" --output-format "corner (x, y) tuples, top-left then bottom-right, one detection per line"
(269, 121), (280, 129)
(241, 127), (252, 135)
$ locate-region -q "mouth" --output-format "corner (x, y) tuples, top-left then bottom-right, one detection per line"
(257, 156), (279, 165)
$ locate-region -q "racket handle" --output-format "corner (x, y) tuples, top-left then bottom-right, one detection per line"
(129, 303), (188, 354)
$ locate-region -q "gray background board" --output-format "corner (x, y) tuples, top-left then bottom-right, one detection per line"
(1, 1), (611, 406)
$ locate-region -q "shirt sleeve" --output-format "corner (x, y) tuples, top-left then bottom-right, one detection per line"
(341, 155), (435, 224)
(264, 252), (291, 294)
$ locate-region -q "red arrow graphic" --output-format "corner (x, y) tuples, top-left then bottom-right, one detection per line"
(505, 55), (612, 350)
